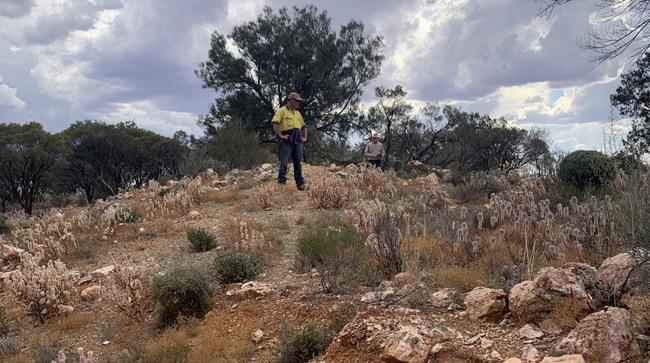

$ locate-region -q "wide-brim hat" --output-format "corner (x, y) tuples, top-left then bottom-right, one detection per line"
(287, 92), (304, 102)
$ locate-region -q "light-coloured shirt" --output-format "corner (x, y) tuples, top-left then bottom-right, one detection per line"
(365, 142), (384, 160)
(272, 106), (305, 131)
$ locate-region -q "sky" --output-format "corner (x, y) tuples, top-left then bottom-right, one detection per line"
(0, 0), (639, 152)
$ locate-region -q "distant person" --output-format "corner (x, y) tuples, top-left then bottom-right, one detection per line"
(272, 92), (308, 190)
(364, 134), (384, 169)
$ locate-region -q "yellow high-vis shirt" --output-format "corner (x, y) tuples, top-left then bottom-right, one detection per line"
(271, 106), (305, 131)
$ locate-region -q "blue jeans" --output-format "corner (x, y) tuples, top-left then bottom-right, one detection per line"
(369, 159), (381, 168)
(278, 141), (304, 186)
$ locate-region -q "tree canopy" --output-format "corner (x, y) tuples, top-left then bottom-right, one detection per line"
(196, 5), (384, 144)
(611, 53), (650, 153)
(538, 0), (650, 62)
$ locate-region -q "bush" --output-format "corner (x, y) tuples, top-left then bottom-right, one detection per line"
(297, 223), (366, 292)
(212, 252), (262, 284)
(558, 150), (616, 190)
(613, 174), (650, 258)
(308, 176), (351, 209)
(277, 323), (330, 363)
(186, 228), (217, 252)
(153, 267), (213, 327)
(0, 214), (10, 235)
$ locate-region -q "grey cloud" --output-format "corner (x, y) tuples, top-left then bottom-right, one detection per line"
(0, 0), (35, 18)
(22, 0), (122, 45)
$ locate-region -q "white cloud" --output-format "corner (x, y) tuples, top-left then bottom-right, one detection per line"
(0, 75), (26, 109)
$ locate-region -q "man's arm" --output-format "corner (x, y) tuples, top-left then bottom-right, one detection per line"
(273, 123), (288, 141)
(300, 126), (307, 143)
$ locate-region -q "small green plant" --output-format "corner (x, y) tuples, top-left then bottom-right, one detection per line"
(558, 150), (616, 190)
(153, 267), (213, 327)
(0, 214), (10, 235)
(186, 228), (217, 252)
(212, 252), (262, 284)
(277, 323), (331, 363)
(296, 223), (366, 292)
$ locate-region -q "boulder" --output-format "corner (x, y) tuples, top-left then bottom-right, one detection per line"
(503, 358), (523, 363)
(233, 281), (273, 299)
(518, 324), (544, 339)
(251, 329), (264, 343)
(57, 304), (75, 315)
(598, 252), (638, 296)
(522, 345), (539, 362)
(554, 307), (639, 362)
(381, 326), (430, 363)
(189, 210), (202, 220)
(540, 355), (585, 363)
(463, 287), (506, 321)
(562, 262), (609, 308)
(509, 267), (593, 325)
(91, 265), (115, 277)
(423, 172), (439, 185)
(81, 285), (102, 302)
(429, 288), (460, 308)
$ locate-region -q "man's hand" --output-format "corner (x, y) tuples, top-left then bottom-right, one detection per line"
(300, 137), (307, 143)
(279, 134), (289, 141)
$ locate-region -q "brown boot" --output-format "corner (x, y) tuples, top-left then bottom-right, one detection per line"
(297, 183), (309, 191)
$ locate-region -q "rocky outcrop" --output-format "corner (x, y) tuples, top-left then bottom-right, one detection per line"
(463, 286), (506, 321)
(554, 307), (639, 362)
(227, 281), (274, 299)
(429, 288), (460, 308)
(381, 326), (430, 363)
(598, 252), (638, 296)
(509, 267), (594, 325)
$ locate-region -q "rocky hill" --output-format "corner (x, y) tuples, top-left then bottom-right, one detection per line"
(0, 163), (648, 363)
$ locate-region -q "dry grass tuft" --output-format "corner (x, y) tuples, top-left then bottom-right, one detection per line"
(308, 176), (352, 209)
(187, 312), (257, 363)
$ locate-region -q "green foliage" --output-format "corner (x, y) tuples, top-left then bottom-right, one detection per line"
(0, 214), (10, 235)
(152, 268), (213, 327)
(204, 119), (272, 172)
(296, 222), (366, 292)
(612, 150), (648, 173)
(212, 252), (263, 284)
(187, 228), (217, 252)
(0, 122), (64, 215)
(59, 121), (185, 203)
(611, 53), (650, 152)
(277, 323), (330, 363)
(196, 5), (384, 143)
(558, 150), (616, 190)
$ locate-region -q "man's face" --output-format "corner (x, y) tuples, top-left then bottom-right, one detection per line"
(372, 137), (379, 143)
(288, 98), (301, 110)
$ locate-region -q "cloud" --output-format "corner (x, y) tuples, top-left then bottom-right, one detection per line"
(0, 76), (26, 109)
(0, 0), (35, 19)
(21, 0), (122, 45)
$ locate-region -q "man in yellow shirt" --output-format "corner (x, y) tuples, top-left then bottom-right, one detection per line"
(272, 92), (308, 190)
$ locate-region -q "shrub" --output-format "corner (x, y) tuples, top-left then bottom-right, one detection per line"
(152, 267), (213, 327)
(308, 176), (351, 209)
(296, 223), (366, 292)
(212, 252), (262, 284)
(613, 173), (650, 259)
(186, 228), (217, 252)
(558, 150), (616, 190)
(0, 214), (10, 235)
(5, 253), (76, 323)
(277, 323), (330, 363)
